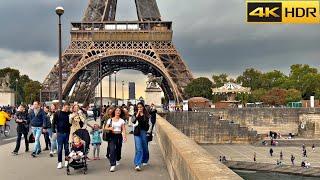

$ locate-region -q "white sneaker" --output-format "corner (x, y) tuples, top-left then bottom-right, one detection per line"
(64, 161), (69, 167)
(116, 161), (120, 166)
(110, 166), (116, 172)
(53, 150), (57, 154)
(135, 166), (141, 171)
(142, 163), (148, 166)
(57, 162), (63, 169)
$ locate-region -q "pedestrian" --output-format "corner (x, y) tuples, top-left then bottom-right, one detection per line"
(29, 101), (47, 157)
(306, 161), (311, 168)
(12, 105), (30, 155)
(69, 104), (85, 143)
(131, 102), (152, 171)
(312, 144), (315, 152)
(302, 144), (306, 151)
(253, 152), (256, 162)
(49, 104), (58, 157)
(222, 156), (227, 162)
(149, 103), (157, 132)
(52, 103), (71, 169)
(219, 156), (222, 162)
(103, 107), (115, 159)
(128, 105), (135, 134)
(269, 148), (273, 157)
(89, 124), (102, 160)
(303, 149), (307, 157)
(280, 150), (283, 160)
(43, 106), (51, 151)
(291, 154), (295, 165)
(105, 107), (127, 172)
(0, 107), (10, 133)
(92, 106), (98, 122)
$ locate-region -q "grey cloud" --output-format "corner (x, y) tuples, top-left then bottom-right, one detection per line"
(0, 0), (319, 80)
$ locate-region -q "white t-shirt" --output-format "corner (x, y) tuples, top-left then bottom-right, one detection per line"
(107, 118), (125, 133)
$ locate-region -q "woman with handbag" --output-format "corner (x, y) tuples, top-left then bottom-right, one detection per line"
(105, 107), (127, 172)
(131, 102), (153, 171)
(12, 105), (30, 155)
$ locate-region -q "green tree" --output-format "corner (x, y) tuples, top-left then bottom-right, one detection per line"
(315, 89), (320, 100)
(212, 73), (228, 88)
(23, 81), (42, 104)
(285, 89), (302, 104)
(250, 88), (267, 102)
(261, 70), (287, 89)
(184, 77), (213, 99)
(262, 88), (287, 106)
(300, 73), (320, 98)
(286, 64), (318, 97)
(236, 68), (263, 90)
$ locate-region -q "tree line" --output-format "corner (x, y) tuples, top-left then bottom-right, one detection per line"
(0, 67), (41, 105)
(184, 64), (320, 106)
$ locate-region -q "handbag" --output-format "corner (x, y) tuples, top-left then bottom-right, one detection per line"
(28, 133), (35, 143)
(102, 119), (113, 142)
(147, 133), (153, 142)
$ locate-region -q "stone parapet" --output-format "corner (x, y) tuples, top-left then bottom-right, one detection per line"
(155, 115), (242, 180)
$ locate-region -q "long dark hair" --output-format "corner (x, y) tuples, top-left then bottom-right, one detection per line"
(136, 102), (150, 119)
(111, 106), (125, 119)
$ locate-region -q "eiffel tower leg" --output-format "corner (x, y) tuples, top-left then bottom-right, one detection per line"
(42, 54), (83, 102)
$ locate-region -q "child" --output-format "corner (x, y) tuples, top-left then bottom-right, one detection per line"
(90, 124), (102, 160)
(68, 135), (85, 162)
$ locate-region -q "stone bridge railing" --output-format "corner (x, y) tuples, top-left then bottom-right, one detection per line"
(155, 115), (242, 180)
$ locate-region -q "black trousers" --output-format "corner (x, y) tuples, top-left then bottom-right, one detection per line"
(43, 132), (51, 149)
(108, 134), (123, 166)
(14, 132), (29, 152)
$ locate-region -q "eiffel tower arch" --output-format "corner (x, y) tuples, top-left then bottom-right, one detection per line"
(41, 0), (194, 104)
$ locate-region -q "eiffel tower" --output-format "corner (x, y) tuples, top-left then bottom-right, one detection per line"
(41, 0), (194, 103)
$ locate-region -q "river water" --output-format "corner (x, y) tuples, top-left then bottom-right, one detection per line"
(234, 170), (320, 180)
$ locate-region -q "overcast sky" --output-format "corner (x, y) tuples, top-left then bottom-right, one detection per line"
(0, 0), (319, 98)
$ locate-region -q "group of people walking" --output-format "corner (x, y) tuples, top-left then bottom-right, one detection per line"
(10, 100), (157, 173)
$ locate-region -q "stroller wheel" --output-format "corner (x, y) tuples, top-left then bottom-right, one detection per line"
(83, 170), (87, 175)
(67, 169), (70, 175)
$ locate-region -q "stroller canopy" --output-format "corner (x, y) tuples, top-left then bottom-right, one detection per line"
(73, 129), (91, 150)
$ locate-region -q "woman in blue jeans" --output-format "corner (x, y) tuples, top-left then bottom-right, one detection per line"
(131, 102), (152, 171)
(49, 104), (58, 157)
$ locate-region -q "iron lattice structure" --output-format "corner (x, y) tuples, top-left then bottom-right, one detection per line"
(42, 0), (193, 103)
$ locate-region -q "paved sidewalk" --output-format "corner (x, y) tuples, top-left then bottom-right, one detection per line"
(0, 124), (169, 180)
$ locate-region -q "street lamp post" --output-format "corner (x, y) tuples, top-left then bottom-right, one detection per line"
(98, 54), (103, 120)
(114, 71), (117, 106)
(56, 6), (64, 109)
(15, 79), (18, 106)
(122, 80), (124, 104)
(40, 89), (42, 104)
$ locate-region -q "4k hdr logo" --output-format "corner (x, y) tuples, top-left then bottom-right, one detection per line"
(247, 1), (320, 23)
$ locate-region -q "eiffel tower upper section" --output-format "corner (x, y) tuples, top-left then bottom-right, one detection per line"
(83, 0), (162, 22)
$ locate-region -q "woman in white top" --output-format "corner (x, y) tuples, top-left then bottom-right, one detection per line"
(105, 107), (127, 172)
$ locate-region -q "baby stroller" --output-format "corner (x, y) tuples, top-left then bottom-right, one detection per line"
(66, 129), (91, 175)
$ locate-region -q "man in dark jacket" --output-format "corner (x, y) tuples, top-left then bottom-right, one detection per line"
(12, 105), (30, 155)
(149, 103), (157, 132)
(43, 106), (51, 151)
(52, 103), (71, 169)
(29, 101), (47, 157)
